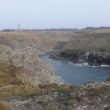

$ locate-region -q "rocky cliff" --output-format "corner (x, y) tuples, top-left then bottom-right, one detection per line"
(51, 33), (110, 66)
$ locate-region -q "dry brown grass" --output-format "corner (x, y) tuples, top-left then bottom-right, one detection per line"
(0, 31), (60, 50)
(0, 31), (76, 51)
(40, 106), (59, 110)
(0, 85), (38, 97)
(0, 62), (38, 97)
(0, 101), (14, 110)
(0, 62), (33, 86)
(61, 33), (110, 54)
(0, 62), (71, 97)
(0, 29), (110, 52)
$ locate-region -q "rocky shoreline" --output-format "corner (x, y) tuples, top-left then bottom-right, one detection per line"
(50, 51), (110, 66)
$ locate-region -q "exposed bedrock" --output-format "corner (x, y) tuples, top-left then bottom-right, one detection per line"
(51, 51), (110, 66)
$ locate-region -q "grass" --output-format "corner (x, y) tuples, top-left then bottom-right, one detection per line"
(0, 63), (23, 86)
(0, 29), (110, 52)
(0, 53), (76, 97)
(37, 84), (76, 96)
(40, 106), (59, 110)
(0, 101), (14, 110)
(0, 31), (74, 50)
(60, 33), (110, 54)
(0, 62), (39, 97)
(87, 86), (110, 97)
(0, 62), (75, 97)
(0, 85), (38, 97)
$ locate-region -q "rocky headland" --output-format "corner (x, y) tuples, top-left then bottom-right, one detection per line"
(0, 29), (110, 110)
(50, 33), (110, 66)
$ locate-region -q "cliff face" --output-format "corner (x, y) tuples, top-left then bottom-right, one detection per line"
(52, 33), (110, 66)
(0, 45), (63, 85)
(57, 51), (110, 66)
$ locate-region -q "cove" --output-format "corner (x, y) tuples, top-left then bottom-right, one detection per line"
(40, 54), (110, 84)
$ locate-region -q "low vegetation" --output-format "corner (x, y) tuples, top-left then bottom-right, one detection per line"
(0, 62), (38, 97)
(60, 33), (110, 53)
(0, 101), (14, 110)
(0, 29), (110, 110)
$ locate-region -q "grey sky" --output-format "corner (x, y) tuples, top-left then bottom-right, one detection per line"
(0, 0), (110, 29)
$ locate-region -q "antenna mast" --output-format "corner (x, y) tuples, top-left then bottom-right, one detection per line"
(18, 23), (20, 30)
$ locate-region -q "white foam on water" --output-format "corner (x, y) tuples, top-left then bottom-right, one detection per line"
(101, 65), (110, 67)
(69, 61), (110, 68)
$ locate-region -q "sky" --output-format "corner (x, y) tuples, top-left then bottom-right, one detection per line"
(0, 0), (110, 29)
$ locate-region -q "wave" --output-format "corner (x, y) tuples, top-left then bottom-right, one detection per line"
(68, 62), (110, 68)
(101, 65), (110, 67)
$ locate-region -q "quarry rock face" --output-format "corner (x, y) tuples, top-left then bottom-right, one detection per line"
(0, 45), (63, 85)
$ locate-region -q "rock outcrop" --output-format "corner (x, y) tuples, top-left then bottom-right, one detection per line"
(0, 45), (63, 85)
(51, 32), (110, 66)
(59, 51), (110, 66)
(50, 50), (110, 66)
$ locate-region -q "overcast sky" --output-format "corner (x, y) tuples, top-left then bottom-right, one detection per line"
(0, 0), (110, 29)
